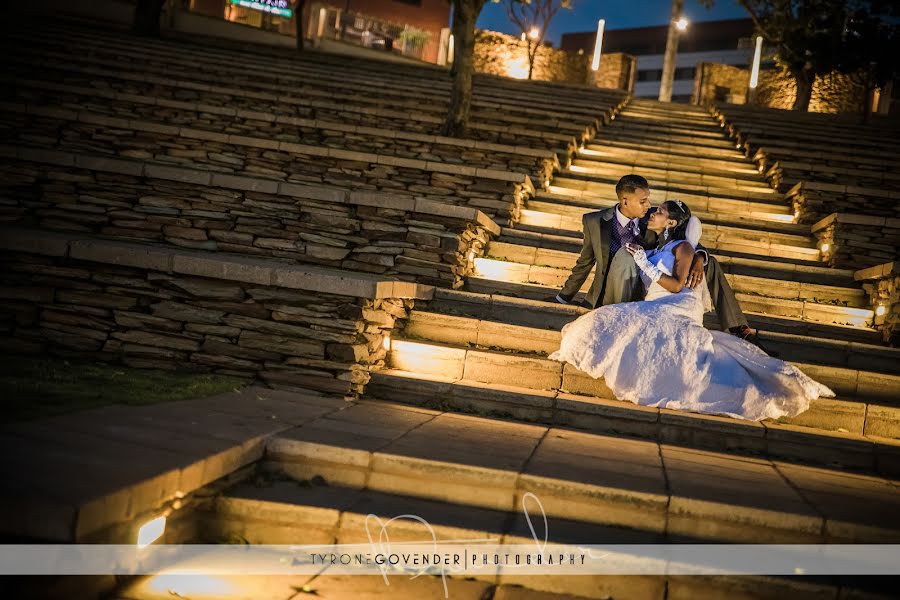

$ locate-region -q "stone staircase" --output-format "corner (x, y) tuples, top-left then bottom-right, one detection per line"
(370, 99), (900, 470)
(186, 98), (900, 598)
(194, 99), (900, 598)
(5, 15), (900, 600)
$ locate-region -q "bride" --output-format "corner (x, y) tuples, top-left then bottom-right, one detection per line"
(548, 200), (834, 421)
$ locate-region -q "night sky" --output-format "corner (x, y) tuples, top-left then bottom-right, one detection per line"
(477, 0), (749, 46)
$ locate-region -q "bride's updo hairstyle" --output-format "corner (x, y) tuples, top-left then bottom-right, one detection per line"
(660, 199), (692, 245)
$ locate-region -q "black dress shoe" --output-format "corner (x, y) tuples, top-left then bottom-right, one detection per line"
(542, 295), (570, 305)
(730, 325), (779, 357)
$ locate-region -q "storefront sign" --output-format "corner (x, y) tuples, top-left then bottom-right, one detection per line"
(228, 0), (293, 18)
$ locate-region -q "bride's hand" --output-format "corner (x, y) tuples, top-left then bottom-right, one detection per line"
(624, 243), (643, 258)
(686, 254), (705, 288)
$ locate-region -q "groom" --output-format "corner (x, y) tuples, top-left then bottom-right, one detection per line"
(549, 174), (756, 340)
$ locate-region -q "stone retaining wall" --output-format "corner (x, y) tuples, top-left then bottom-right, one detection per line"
(474, 29), (589, 85)
(789, 182), (900, 227)
(4, 90), (559, 185)
(2, 108), (534, 223)
(699, 62), (870, 114)
(754, 66), (869, 114)
(7, 42), (605, 140)
(811, 213), (900, 270)
(856, 262), (900, 346)
(692, 63), (749, 105)
(591, 53), (636, 93)
(0, 230), (433, 398)
(0, 153), (500, 289)
(4, 73), (584, 157)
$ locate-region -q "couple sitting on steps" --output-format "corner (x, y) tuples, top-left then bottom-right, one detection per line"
(545, 174), (833, 421)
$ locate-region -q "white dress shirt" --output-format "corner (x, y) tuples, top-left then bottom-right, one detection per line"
(615, 205), (640, 235)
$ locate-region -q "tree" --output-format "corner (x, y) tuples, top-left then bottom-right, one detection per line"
(833, 4), (900, 119)
(133, 0), (166, 37)
(502, 0), (573, 80)
(716, 0), (899, 111)
(442, 0), (489, 137)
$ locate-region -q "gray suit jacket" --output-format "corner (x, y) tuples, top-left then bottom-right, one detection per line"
(558, 206), (657, 307)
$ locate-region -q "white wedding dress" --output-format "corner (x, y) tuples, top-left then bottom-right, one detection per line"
(548, 240), (834, 421)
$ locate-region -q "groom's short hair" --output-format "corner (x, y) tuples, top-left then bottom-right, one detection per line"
(615, 175), (650, 197)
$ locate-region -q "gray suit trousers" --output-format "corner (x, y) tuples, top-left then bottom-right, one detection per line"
(579, 250), (749, 330)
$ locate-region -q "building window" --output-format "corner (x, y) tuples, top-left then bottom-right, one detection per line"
(637, 69), (663, 82)
(674, 66), (696, 80)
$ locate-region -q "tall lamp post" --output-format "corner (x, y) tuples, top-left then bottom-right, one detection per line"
(591, 18), (606, 72)
(658, 0), (687, 102)
(747, 35), (763, 104)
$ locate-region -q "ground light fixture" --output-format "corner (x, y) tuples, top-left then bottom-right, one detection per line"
(137, 515), (166, 548)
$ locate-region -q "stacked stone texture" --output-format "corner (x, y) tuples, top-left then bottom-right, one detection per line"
(867, 274), (900, 346)
(5, 90), (559, 184)
(3, 109), (534, 223)
(474, 30), (589, 85)
(0, 160), (494, 289)
(697, 62), (872, 114)
(812, 214), (900, 270)
(790, 184), (900, 227)
(692, 63), (749, 105)
(591, 53), (637, 93)
(0, 250), (410, 397)
(10, 63), (621, 162)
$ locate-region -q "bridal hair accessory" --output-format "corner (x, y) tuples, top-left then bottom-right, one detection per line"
(673, 199), (684, 210)
(686, 215), (702, 248)
(630, 246), (663, 283)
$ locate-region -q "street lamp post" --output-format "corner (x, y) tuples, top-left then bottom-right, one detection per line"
(591, 18), (606, 72)
(658, 0), (686, 102)
(747, 35), (763, 103)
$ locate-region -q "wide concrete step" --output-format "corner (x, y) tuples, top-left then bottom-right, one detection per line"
(624, 107), (723, 123)
(600, 123), (737, 150)
(402, 299), (894, 374)
(502, 216), (822, 266)
(554, 173), (778, 204)
(370, 367), (900, 476)
(577, 144), (760, 174)
(430, 287), (882, 345)
(263, 396), (900, 544)
(197, 479), (897, 600)
(591, 127), (743, 155)
(200, 478), (668, 599)
(516, 211), (820, 262)
(587, 137), (747, 162)
(568, 160), (773, 194)
(472, 253), (866, 308)
(498, 226), (828, 269)
(385, 328), (900, 444)
(485, 239), (853, 286)
(462, 274), (874, 331)
(608, 118), (728, 139)
(529, 193), (796, 230)
(544, 177), (789, 210)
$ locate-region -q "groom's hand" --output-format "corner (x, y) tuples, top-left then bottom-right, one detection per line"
(686, 255), (705, 288)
